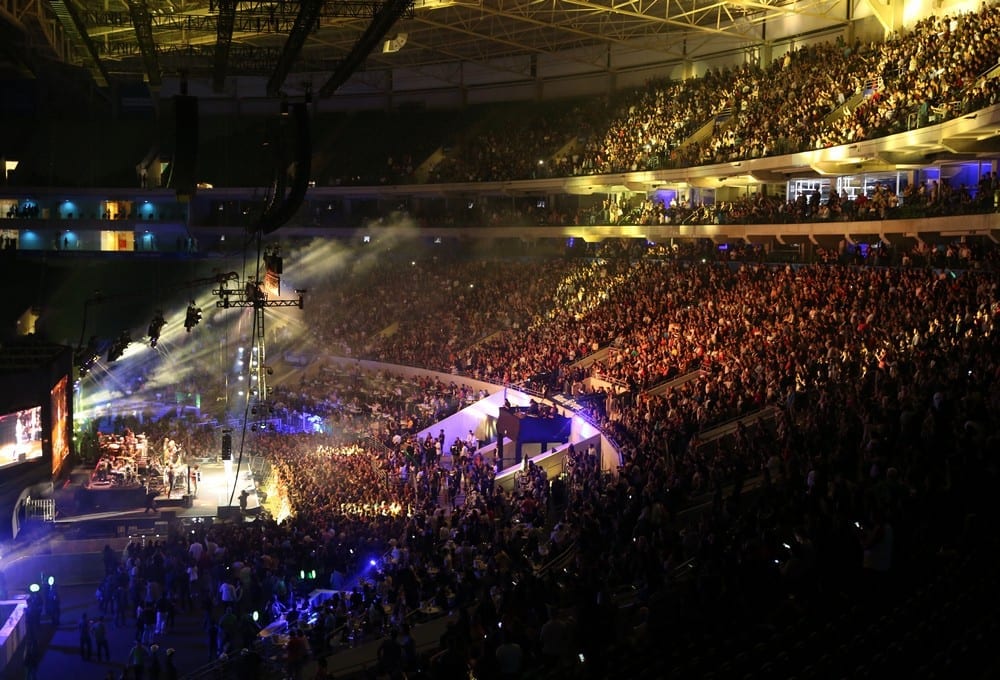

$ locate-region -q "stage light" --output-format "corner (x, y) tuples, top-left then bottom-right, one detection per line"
(253, 611), (259, 622)
(184, 302), (203, 332)
(369, 559), (377, 567)
(47, 576), (54, 586)
(147, 311), (166, 347)
(107, 330), (132, 362)
(29, 583), (40, 593)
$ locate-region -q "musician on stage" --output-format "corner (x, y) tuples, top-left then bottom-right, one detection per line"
(163, 437), (177, 466)
(124, 428), (137, 455)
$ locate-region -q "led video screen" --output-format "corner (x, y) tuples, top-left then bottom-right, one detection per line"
(0, 405), (43, 470)
(51, 375), (70, 474)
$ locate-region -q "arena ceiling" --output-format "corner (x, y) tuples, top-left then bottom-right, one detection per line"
(1, 0), (849, 97)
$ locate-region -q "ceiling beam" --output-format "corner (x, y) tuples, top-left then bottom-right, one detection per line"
(561, 0), (759, 41)
(125, 0), (162, 86)
(478, 1), (686, 59)
(79, 2), (414, 38)
(102, 43), (342, 76)
(319, 0), (415, 97)
(46, 0), (111, 87)
(267, 0), (325, 97)
(213, 0), (237, 92)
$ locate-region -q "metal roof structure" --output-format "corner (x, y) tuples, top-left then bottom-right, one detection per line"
(1, 0), (853, 97)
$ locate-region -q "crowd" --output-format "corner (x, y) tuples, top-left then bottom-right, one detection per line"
(428, 101), (602, 184)
(11, 4), (1000, 679)
(268, 365), (488, 443)
(598, 174), (999, 228)
(60, 242), (999, 680)
(426, 4), (1000, 181)
(303, 257), (587, 371)
(816, 9), (1000, 148)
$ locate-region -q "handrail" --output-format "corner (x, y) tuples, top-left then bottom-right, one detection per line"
(693, 404), (781, 448)
(534, 539), (578, 576)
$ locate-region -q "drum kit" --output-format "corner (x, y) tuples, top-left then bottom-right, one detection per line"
(92, 432), (175, 489)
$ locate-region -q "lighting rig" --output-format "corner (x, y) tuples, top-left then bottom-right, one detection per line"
(249, 398), (277, 432)
(212, 272), (305, 411)
(216, 93), (312, 511)
(75, 336), (100, 375)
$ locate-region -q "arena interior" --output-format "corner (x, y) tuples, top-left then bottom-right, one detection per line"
(1, 0), (1000, 678)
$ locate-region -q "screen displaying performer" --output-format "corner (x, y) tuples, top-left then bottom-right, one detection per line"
(51, 375), (70, 474)
(0, 405), (44, 470)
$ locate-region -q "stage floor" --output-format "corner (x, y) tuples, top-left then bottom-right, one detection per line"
(54, 457), (261, 523)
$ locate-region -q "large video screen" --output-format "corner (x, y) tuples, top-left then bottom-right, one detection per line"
(0, 405), (44, 470)
(51, 376), (70, 474)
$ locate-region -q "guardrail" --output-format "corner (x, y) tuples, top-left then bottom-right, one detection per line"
(693, 405), (781, 447)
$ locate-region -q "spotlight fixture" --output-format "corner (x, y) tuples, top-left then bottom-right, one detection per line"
(184, 302), (203, 332)
(107, 330), (132, 362)
(147, 311), (166, 347)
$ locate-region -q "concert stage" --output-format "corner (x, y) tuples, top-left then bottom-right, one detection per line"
(58, 458), (261, 524)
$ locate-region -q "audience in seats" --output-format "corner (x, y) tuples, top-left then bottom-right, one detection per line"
(84, 241), (1000, 678)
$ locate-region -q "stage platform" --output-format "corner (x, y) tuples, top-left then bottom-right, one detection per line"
(52, 458), (261, 527)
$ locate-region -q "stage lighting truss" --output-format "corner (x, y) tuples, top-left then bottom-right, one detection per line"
(74, 336), (100, 375)
(212, 276), (305, 309)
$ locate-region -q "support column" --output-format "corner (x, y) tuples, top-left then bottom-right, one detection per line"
(606, 44), (617, 96)
(759, 41), (773, 70)
(531, 55), (542, 101)
(460, 62), (468, 108)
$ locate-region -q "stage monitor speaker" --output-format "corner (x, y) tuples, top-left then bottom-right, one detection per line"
(217, 506), (242, 521)
(172, 95), (199, 197)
